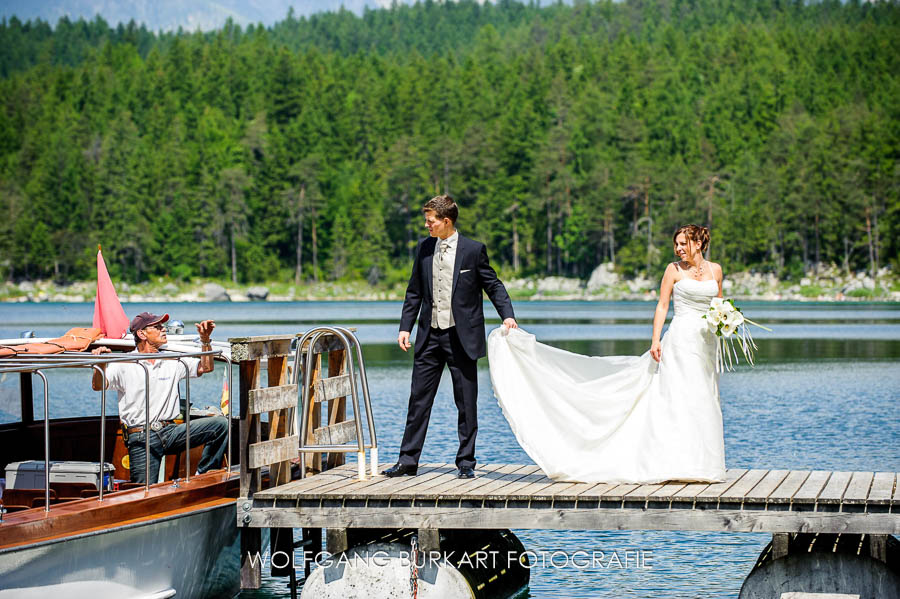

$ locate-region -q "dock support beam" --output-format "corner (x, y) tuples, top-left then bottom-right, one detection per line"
(772, 533), (790, 560)
(418, 528), (441, 553)
(869, 534), (887, 563)
(240, 528), (262, 589)
(326, 528), (349, 555)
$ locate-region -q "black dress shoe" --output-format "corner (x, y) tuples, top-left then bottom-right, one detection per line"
(382, 463), (417, 477)
(457, 466), (475, 479)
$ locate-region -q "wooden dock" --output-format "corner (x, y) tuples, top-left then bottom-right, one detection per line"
(240, 463), (899, 534)
(229, 333), (899, 594)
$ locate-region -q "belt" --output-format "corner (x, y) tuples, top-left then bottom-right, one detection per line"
(125, 420), (175, 435)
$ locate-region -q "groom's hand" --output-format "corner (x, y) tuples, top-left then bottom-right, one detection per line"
(398, 331), (412, 352)
(502, 318), (518, 330)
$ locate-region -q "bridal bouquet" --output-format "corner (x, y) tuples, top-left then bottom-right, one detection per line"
(703, 298), (772, 372)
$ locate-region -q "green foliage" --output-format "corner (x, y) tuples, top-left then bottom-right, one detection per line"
(799, 285), (824, 298)
(847, 287), (887, 299)
(0, 0), (898, 285)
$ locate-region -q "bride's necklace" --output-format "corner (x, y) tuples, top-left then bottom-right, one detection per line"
(685, 259), (706, 281)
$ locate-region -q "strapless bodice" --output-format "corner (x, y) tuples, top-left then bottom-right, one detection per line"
(673, 278), (718, 317)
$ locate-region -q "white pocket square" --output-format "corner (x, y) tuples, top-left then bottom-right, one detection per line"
(460, 269), (471, 273)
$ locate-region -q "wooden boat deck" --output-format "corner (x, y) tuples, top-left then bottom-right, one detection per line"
(1, 470), (239, 550)
(240, 463), (900, 534)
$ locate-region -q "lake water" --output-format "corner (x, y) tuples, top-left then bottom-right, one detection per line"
(1, 300), (899, 598)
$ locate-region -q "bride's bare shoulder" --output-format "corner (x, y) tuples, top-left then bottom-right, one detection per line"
(707, 262), (724, 276)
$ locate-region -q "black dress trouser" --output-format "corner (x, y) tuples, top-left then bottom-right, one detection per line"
(398, 326), (479, 470)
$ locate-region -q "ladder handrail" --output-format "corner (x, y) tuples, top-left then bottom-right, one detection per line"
(292, 326), (378, 480)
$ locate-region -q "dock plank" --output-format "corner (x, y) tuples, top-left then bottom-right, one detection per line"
(650, 482), (688, 499)
(337, 464), (447, 500)
(385, 465), (463, 497)
(438, 464), (518, 499)
(792, 470), (831, 505)
(504, 477), (558, 502)
(717, 469), (768, 505)
(842, 472), (874, 505)
(673, 482), (712, 498)
(867, 472), (895, 506)
(818, 472), (853, 505)
(418, 464), (510, 500)
(390, 465), (504, 499)
(767, 471), (811, 505)
(694, 469), (747, 501)
(253, 467), (358, 499)
(599, 484), (640, 502)
(624, 483), (666, 502)
(570, 483), (618, 502)
(461, 464), (536, 497)
(480, 468), (551, 500)
(547, 482), (606, 501)
(744, 470), (790, 504)
(530, 481), (580, 502)
(282, 472), (370, 499)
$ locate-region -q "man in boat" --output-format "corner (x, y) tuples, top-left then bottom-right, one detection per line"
(384, 194), (517, 480)
(91, 312), (228, 484)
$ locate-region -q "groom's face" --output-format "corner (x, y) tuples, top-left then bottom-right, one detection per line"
(424, 210), (454, 239)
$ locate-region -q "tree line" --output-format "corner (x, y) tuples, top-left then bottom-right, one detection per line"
(1, 0), (898, 286)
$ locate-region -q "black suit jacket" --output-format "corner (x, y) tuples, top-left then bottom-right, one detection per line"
(400, 234), (515, 360)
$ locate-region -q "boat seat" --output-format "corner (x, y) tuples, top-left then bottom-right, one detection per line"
(116, 482), (145, 491)
(31, 496), (66, 508)
(50, 482), (97, 499)
(1, 488), (57, 510)
(79, 482), (144, 498)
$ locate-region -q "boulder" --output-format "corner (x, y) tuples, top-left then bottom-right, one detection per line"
(626, 275), (652, 293)
(536, 276), (581, 294)
(247, 286), (269, 301)
(18, 281), (35, 292)
(203, 283), (230, 302)
(162, 283), (179, 295)
(842, 281), (861, 294)
(586, 263), (618, 292)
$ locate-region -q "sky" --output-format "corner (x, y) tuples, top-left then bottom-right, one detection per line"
(0, 0), (422, 32)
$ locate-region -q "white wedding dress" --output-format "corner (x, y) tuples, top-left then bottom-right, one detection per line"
(488, 278), (726, 484)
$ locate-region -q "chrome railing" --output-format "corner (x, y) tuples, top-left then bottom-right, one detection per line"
(292, 326), (378, 480)
(0, 348), (233, 511)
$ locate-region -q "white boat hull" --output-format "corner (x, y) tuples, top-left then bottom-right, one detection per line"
(0, 502), (239, 599)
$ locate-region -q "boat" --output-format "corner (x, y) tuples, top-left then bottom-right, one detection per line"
(0, 336), (242, 599)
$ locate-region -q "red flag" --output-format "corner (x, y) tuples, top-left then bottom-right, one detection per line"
(92, 246), (129, 339)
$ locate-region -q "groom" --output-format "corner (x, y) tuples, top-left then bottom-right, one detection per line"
(383, 195), (517, 479)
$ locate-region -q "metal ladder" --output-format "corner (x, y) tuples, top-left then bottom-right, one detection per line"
(293, 326), (378, 480)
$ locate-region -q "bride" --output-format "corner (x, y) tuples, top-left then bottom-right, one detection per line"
(488, 224), (726, 484)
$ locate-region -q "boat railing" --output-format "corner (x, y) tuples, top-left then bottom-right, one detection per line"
(0, 348), (233, 511)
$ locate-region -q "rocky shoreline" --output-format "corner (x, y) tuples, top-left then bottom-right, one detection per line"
(2, 264), (897, 303)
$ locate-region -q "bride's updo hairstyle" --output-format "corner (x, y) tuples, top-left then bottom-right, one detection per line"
(673, 224), (710, 253)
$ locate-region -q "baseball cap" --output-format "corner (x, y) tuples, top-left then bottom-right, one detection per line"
(129, 312), (169, 333)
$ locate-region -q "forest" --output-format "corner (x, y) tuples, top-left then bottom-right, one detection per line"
(0, 0), (898, 287)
